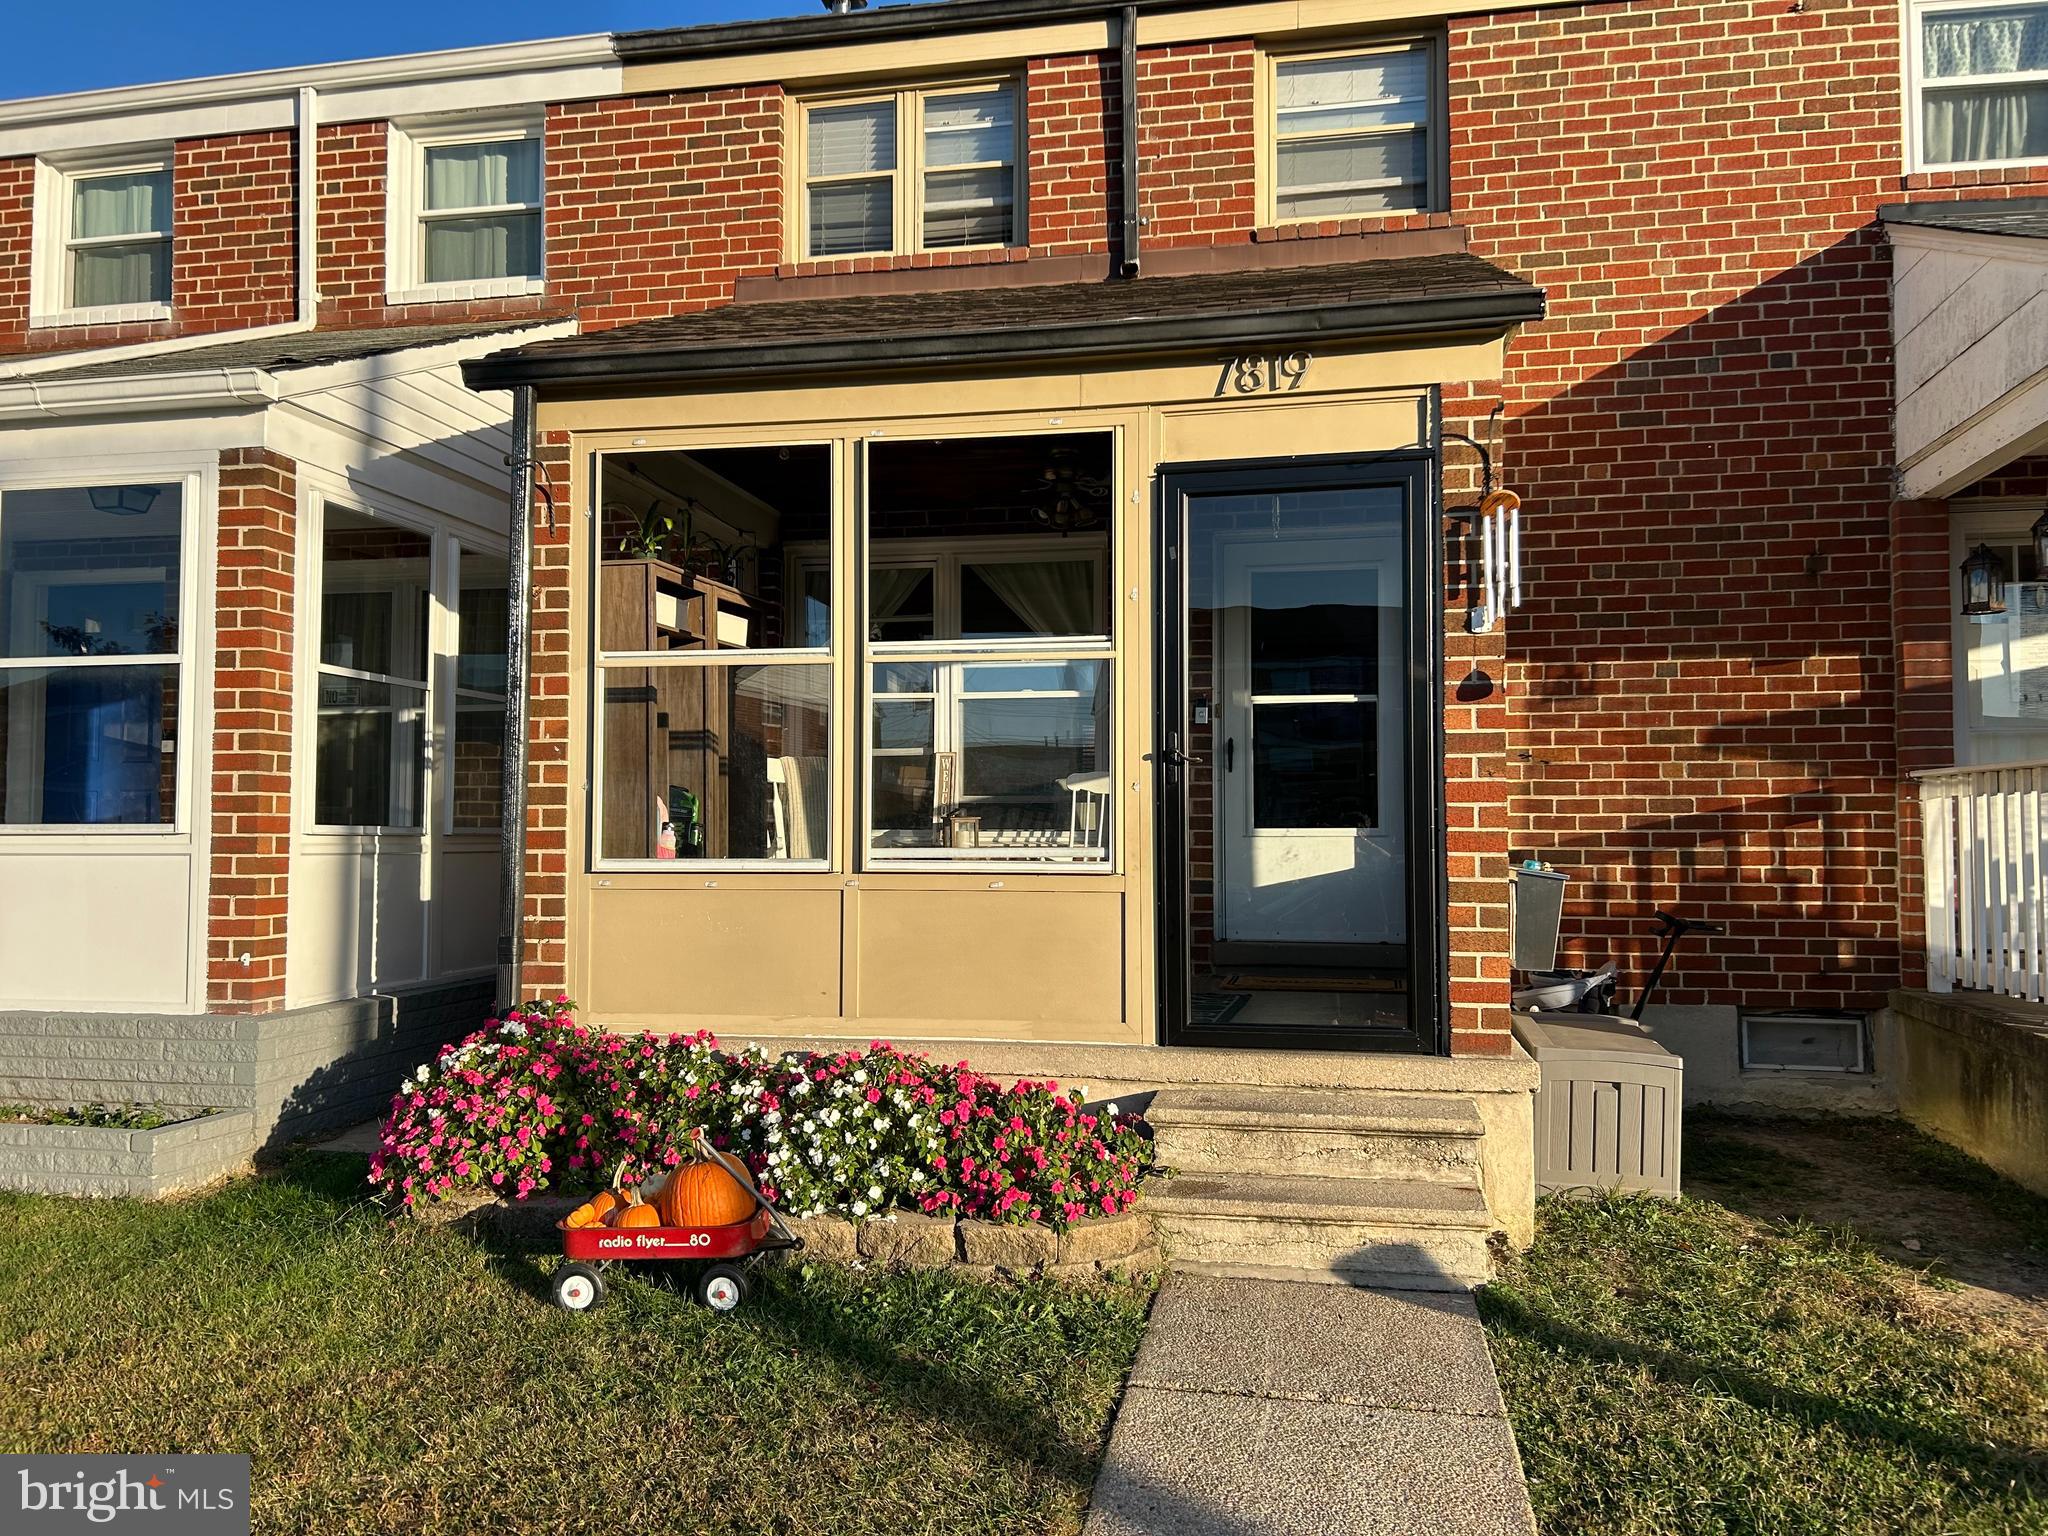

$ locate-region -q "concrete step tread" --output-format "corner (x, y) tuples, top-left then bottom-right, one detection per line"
(1147, 1086), (1484, 1136)
(1147, 1172), (1493, 1228)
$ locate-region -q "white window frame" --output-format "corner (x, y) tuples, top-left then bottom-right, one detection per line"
(308, 504), (435, 836)
(1260, 36), (1446, 227)
(385, 111), (545, 305)
(0, 473), (199, 836)
(792, 77), (1024, 261)
(794, 530), (1116, 871)
(1905, 0), (2048, 172)
(30, 147), (174, 329)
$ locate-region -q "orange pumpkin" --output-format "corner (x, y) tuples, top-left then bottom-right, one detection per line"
(563, 1202), (599, 1230)
(615, 1202), (662, 1229)
(586, 1190), (622, 1222)
(661, 1157), (756, 1228)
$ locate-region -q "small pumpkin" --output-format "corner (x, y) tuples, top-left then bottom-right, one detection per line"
(563, 1202), (599, 1230)
(615, 1202), (663, 1229)
(586, 1190), (622, 1222)
(661, 1157), (756, 1229)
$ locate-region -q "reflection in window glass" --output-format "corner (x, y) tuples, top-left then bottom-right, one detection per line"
(0, 666), (179, 826)
(600, 663), (830, 861)
(315, 507), (430, 828)
(0, 484), (184, 826)
(453, 548), (508, 832)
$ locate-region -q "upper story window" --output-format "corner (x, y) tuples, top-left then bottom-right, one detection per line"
(797, 79), (1020, 259)
(1912, 2), (2048, 167)
(1266, 41), (1440, 224)
(388, 115), (544, 303)
(30, 150), (173, 327)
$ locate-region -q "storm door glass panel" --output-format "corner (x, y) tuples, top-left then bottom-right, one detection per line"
(316, 507), (430, 829)
(1188, 487), (1407, 950)
(807, 101), (897, 257)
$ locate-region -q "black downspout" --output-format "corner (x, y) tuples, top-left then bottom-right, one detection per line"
(495, 385), (536, 1012)
(1119, 4), (1141, 277)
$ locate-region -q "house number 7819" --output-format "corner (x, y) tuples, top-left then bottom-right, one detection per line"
(1214, 351), (1312, 397)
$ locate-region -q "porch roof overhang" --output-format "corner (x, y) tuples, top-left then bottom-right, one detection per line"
(459, 253), (1546, 395)
(1883, 200), (2048, 501)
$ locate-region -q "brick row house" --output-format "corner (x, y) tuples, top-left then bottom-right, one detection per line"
(6, 0), (2048, 1260)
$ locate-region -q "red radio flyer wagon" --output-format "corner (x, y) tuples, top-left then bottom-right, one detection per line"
(552, 1135), (801, 1315)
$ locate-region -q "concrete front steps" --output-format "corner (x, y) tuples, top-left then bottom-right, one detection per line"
(1144, 1086), (1497, 1290)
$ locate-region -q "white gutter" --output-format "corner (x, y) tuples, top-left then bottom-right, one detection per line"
(0, 34), (612, 129)
(0, 368), (280, 420)
(0, 87), (319, 382)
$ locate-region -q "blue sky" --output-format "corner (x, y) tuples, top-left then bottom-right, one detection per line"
(3, 2), (852, 100)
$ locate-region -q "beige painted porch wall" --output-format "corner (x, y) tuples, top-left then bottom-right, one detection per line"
(539, 336), (1503, 1045)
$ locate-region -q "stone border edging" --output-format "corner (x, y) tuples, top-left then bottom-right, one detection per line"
(0, 1109), (257, 1198)
(429, 1192), (1158, 1281)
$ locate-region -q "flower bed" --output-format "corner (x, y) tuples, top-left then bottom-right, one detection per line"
(371, 1001), (1151, 1232)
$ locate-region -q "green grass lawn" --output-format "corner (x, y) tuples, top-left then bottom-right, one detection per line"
(0, 1152), (1154, 1536)
(1481, 1119), (2048, 1536)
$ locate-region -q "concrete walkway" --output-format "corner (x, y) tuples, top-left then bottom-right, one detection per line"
(1084, 1274), (1536, 1536)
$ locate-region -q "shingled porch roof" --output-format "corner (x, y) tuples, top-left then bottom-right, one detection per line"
(462, 253), (1545, 393)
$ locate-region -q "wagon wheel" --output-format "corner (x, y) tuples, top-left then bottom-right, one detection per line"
(695, 1263), (748, 1313)
(552, 1261), (607, 1313)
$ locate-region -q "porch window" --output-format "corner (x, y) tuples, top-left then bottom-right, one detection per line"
(594, 444), (834, 865)
(798, 80), (1019, 259)
(1269, 41), (1439, 222)
(1914, 1), (2048, 167)
(859, 433), (1115, 867)
(0, 483), (185, 827)
(314, 507), (430, 830)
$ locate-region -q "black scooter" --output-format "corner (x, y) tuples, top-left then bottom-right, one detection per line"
(1629, 909), (1723, 1021)
(1515, 906), (1721, 1018)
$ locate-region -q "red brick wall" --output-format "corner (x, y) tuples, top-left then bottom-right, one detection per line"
(1458, 1), (1907, 1013)
(209, 448), (298, 1014)
(546, 88), (783, 329)
(519, 430), (575, 996)
(1136, 40), (1256, 249)
(0, 133), (299, 354)
(1029, 53), (1120, 259)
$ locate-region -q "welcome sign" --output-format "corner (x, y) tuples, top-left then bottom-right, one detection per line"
(4, 1456), (249, 1534)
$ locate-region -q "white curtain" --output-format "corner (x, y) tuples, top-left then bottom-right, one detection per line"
(970, 559), (1095, 637)
(868, 566), (927, 635)
(1923, 7), (2048, 163)
(424, 139), (539, 211)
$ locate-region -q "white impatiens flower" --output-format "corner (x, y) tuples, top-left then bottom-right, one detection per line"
(1102, 1101), (1119, 1118)
(868, 1184), (883, 1202)
(851, 1201), (869, 1216)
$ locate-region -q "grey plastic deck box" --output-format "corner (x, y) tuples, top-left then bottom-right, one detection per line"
(1513, 1012), (1684, 1198)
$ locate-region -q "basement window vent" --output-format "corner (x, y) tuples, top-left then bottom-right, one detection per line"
(1739, 1011), (1869, 1075)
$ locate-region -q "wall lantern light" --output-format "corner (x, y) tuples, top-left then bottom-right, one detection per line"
(87, 485), (159, 517)
(1961, 542), (2008, 617)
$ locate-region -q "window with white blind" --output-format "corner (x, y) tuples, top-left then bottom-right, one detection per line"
(30, 151), (173, 325)
(1912, 2), (2048, 167)
(388, 115), (544, 301)
(1267, 42), (1441, 223)
(797, 80), (1020, 259)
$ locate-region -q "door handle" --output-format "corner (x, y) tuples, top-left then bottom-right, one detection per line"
(1225, 737), (1235, 772)
(1159, 745), (1204, 769)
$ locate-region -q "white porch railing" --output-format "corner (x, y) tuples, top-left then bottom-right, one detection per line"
(1918, 760), (2048, 999)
